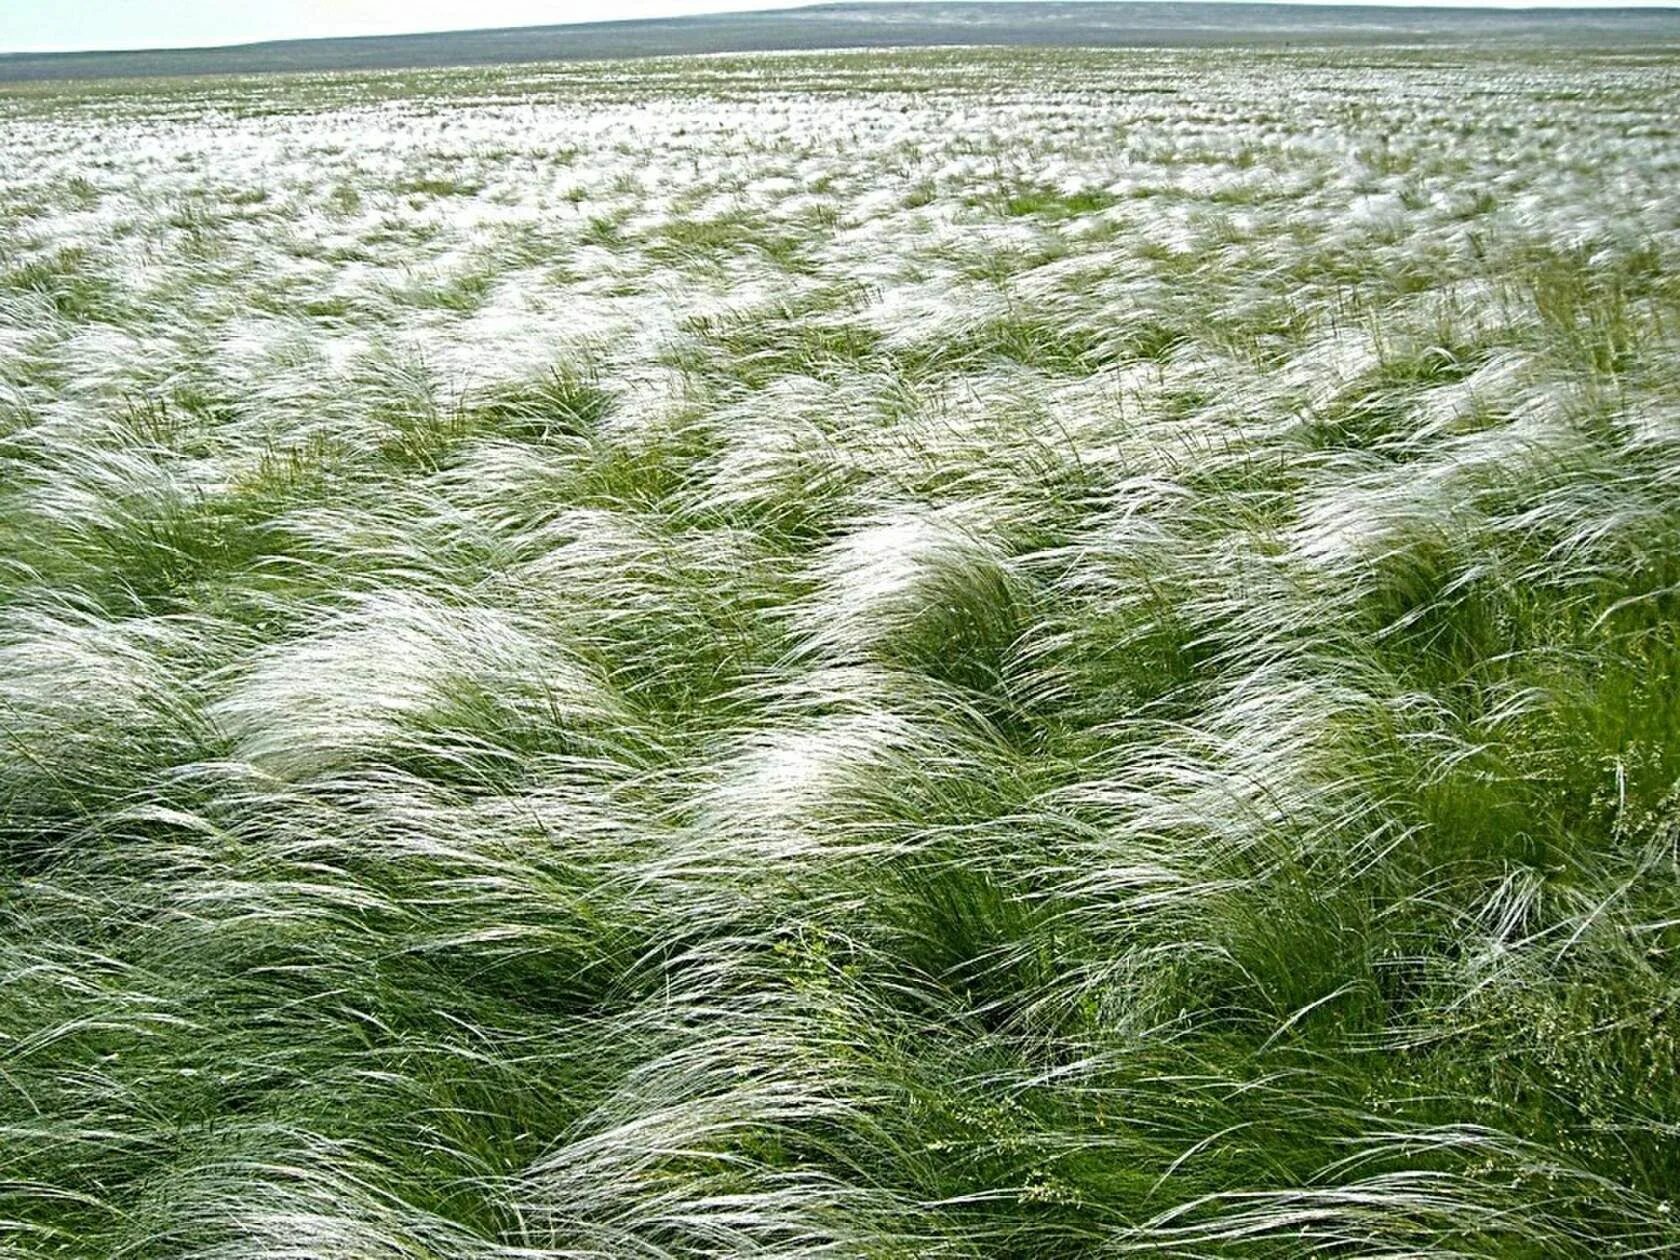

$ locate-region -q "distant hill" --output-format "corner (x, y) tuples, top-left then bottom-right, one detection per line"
(4, 2), (1679, 83)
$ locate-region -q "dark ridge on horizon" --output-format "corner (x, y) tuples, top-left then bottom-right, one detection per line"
(3, 1), (1679, 82)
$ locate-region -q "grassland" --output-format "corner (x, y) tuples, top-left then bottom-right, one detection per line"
(2, 44), (1679, 1257)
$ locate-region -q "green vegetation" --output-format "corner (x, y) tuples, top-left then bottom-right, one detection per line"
(1, 43), (1678, 1259)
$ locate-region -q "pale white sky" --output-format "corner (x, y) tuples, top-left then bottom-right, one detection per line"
(0, 0), (1672, 54)
(0, 1), (806, 53)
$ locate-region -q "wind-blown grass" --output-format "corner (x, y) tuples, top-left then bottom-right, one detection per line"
(2, 44), (1679, 1258)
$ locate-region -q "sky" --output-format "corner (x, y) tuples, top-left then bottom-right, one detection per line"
(0, 0), (1674, 53)
(0, 1), (806, 53)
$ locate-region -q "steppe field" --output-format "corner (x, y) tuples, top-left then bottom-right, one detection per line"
(3, 42), (1680, 1257)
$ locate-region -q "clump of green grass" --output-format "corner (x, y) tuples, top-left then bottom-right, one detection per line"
(2, 245), (123, 321)
(469, 365), (614, 441)
(399, 173), (485, 198)
(997, 183), (1119, 220)
(899, 313), (1114, 376)
(673, 296), (884, 389)
(580, 212), (626, 247)
(645, 209), (815, 273)
(382, 267), (495, 312)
